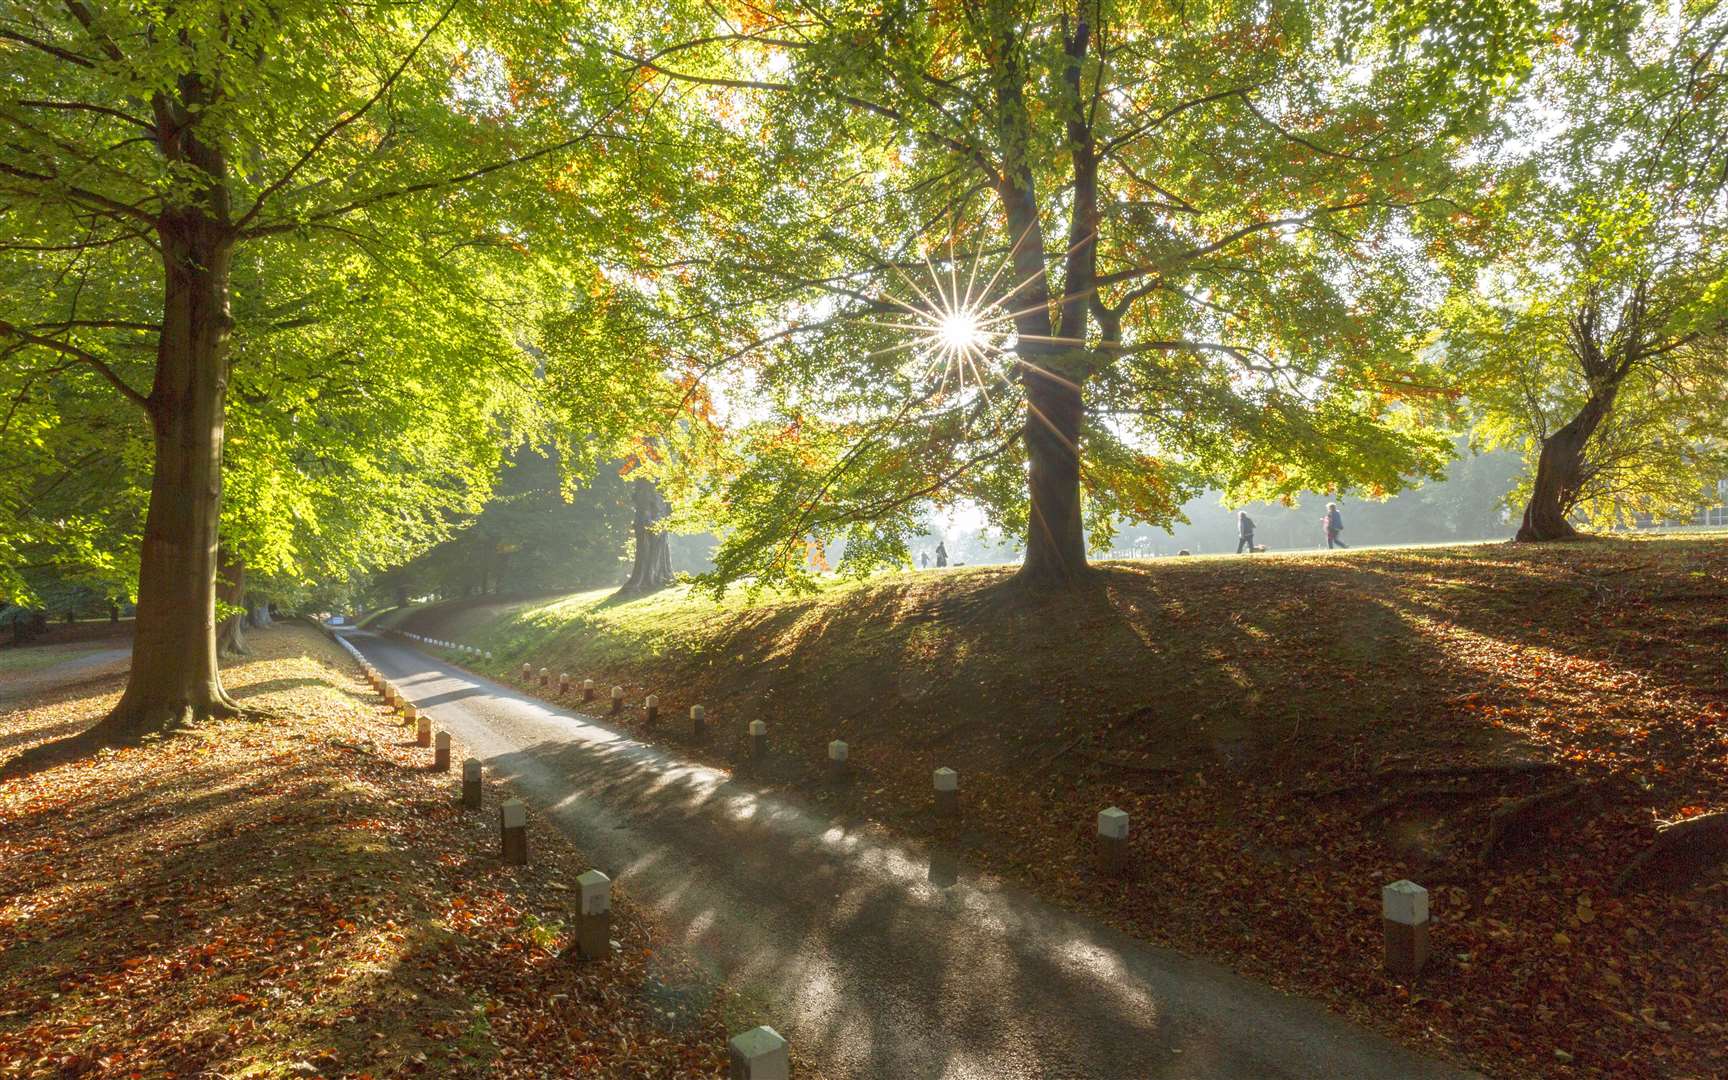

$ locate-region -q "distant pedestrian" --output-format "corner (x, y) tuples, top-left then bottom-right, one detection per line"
(1236, 511), (1257, 554)
(1324, 502), (1348, 549)
(920, 552), (930, 569)
(935, 542), (948, 568)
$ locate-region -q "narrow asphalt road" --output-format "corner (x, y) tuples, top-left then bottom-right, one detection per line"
(345, 629), (1470, 1080)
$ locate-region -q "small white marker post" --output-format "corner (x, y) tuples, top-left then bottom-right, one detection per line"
(933, 767), (959, 818)
(574, 869), (612, 961)
(500, 799), (528, 865)
(691, 704), (706, 739)
(433, 730), (451, 772)
(1097, 806), (1130, 876)
(645, 694), (659, 728)
(610, 685), (624, 715)
(520, 662), (532, 680)
(559, 672), (570, 694)
(828, 739), (849, 782)
(416, 713), (432, 748)
(728, 1026), (789, 1080)
(1382, 879), (1430, 977)
(461, 758), (483, 810)
(538, 667), (550, 688)
(749, 720), (768, 761)
(582, 678), (596, 703)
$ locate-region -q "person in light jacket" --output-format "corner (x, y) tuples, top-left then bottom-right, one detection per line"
(1323, 502), (1348, 549)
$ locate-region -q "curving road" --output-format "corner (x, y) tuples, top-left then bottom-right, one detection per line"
(344, 629), (1471, 1080)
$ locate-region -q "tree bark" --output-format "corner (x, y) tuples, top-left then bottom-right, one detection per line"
(1516, 390), (1615, 542)
(616, 478), (674, 597)
(217, 550), (248, 657)
(1019, 360), (1088, 585)
(101, 102), (240, 734)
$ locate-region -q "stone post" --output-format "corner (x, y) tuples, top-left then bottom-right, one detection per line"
(934, 767), (959, 818)
(828, 740), (849, 782)
(500, 799), (528, 865)
(520, 662), (532, 680)
(462, 758), (483, 810)
(750, 720), (768, 760)
(433, 731), (451, 772)
(1382, 879), (1431, 977)
(583, 678), (595, 703)
(559, 672), (570, 694)
(728, 1027), (789, 1080)
(691, 704), (706, 739)
(416, 713), (432, 748)
(1097, 806), (1129, 876)
(645, 694), (659, 728)
(574, 869), (612, 961)
(611, 685), (624, 715)
(538, 667), (550, 688)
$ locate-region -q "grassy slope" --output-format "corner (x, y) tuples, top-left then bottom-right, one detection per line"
(0, 624), (764, 1079)
(386, 536), (1728, 1078)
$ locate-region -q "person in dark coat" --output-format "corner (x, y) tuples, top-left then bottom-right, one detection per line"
(1236, 511), (1257, 554)
(1324, 502), (1348, 549)
(935, 542), (948, 568)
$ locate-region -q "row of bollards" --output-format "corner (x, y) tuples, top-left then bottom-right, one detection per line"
(400, 631), (491, 660)
(360, 657), (795, 1069)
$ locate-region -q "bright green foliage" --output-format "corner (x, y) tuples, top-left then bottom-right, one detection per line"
(0, 0), (635, 616)
(1442, 2), (1728, 529)
(584, 0), (1603, 591)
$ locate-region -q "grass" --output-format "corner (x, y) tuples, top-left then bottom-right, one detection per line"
(0, 624), (747, 1079)
(386, 534), (1728, 1079)
(0, 643), (102, 675)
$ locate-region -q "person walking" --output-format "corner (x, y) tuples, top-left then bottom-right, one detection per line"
(1236, 511), (1257, 554)
(1323, 502), (1348, 549)
(920, 552), (930, 569)
(935, 542), (948, 568)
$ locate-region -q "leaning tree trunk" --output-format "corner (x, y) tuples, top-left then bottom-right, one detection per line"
(1516, 391), (1615, 542)
(616, 479), (674, 598)
(217, 550), (248, 658)
(102, 209), (240, 734)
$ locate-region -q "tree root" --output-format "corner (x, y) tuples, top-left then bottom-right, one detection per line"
(1613, 812), (1728, 893)
(1481, 776), (1625, 862)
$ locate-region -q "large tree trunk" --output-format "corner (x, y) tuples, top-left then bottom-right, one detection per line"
(102, 210), (239, 733)
(1516, 391), (1615, 542)
(616, 478), (674, 598)
(1019, 361), (1088, 585)
(217, 550), (248, 657)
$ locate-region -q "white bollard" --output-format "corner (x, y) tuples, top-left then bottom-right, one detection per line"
(828, 739), (848, 781)
(462, 758), (483, 809)
(1382, 879), (1431, 977)
(521, 662), (532, 679)
(574, 869), (612, 960)
(582, 678), (595, 702)
(1097, 806), (1130, 875)
(610, 685), (624, 715)
(749, 720), (768, 760)
(559, 672), (570, 694)
(728, 1026), (789, 1080)
(500, 799), (527, 865)
(645, 693), (659, 727)
(691, 704), (706, 738)
(934, 767), (959, 817)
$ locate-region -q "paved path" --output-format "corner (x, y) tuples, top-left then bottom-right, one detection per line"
(345, 629), (1470, 1079)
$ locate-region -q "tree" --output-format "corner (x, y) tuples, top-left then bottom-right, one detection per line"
(1444, 4), (1728, 540)
(589, 0), (1586, 591)
(1, 0), (623, 732)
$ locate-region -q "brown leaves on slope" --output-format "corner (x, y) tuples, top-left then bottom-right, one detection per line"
(0, 625), (731, 1079)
